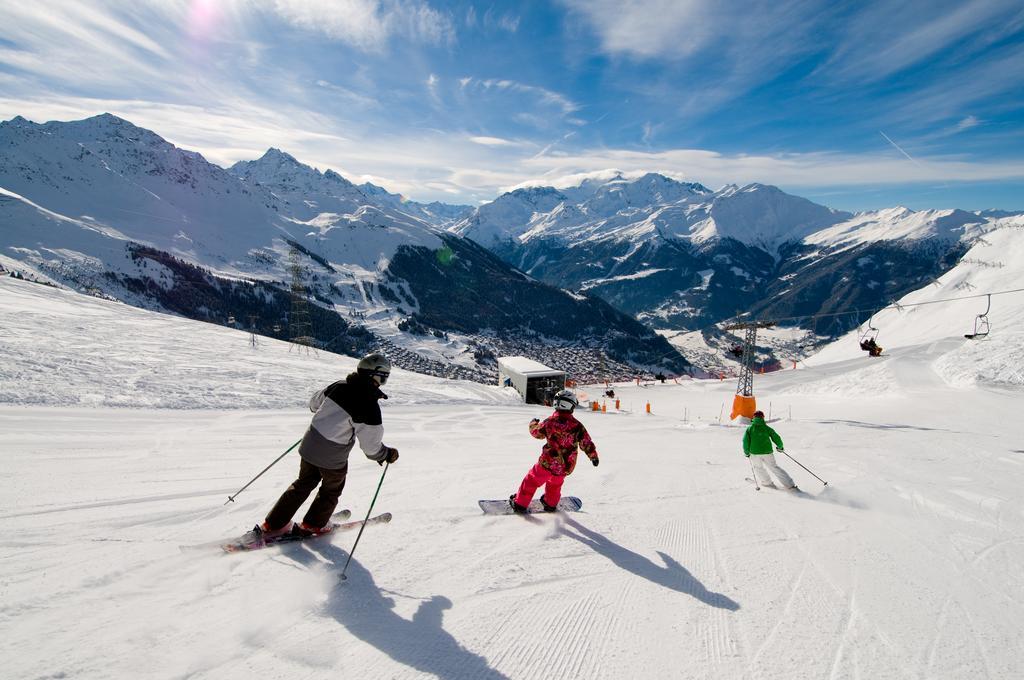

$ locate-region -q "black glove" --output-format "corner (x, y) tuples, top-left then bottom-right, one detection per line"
(592, 457), (600, 467)
(379, 446), (399, 465)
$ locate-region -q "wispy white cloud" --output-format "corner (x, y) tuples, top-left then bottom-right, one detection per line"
(955, 116), (981, 133)
(3, 93), (1022, 207)
(314, 79), (380, 108)
(641, 122), (658, 146)
(270, 0), (455, 51)
(820, 0), (1024, 83)
(515, 146), (1024, 192)
(462, 78), (581, 116)
(484, 8), (520, 33)
(560, 0), (820, 64)
(468, 136), (521, 147)
(557, 0), (822, 123)
(0, 0), (1019, 211)
(874, 43), (1024, 128)
(465, 6), (519, 33)
(0, 2), (177, 89)
(426, 73), (440, 99)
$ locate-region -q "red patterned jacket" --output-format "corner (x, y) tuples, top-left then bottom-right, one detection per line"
(529, 411), (599, 476)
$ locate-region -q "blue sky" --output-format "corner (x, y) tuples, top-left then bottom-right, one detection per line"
(1, 0), (1022, 210)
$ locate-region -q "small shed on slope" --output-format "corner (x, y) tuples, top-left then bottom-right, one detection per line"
(497, 356), (566, 405)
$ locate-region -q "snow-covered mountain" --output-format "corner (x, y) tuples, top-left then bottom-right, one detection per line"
(454, 174), (846, 252)
(451, 173), (999, 336)
(0, 114), (284, 270)
(0, 114), (686, 377)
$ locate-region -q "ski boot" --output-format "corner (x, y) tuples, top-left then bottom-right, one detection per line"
(241, 524), (266, 549)
(291, 521), (332, 538)
(242, 521), (292, 548)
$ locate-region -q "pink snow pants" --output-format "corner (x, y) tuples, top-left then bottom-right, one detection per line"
(515, 463), (565, 508)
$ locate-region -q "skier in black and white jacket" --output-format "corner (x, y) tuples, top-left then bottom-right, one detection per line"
(259, 353), (400, 538)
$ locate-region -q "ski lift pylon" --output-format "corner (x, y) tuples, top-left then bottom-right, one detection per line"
(965, 294), (991, 339)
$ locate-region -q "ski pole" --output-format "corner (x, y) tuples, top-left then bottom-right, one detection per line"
(748, 457), (760, 490)
(224, 438), (301, 505)
(779, 449), (828, 486)
(339, 461), (390, 582)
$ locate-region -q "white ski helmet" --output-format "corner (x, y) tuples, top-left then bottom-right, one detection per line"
(552, 389), (578, 412)
(357, 352), (392, 385)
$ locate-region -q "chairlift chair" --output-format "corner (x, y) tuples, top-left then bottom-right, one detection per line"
(858, 316), (879, 344)
(965, 294), (991, 340)
(858, 316), (882, 356)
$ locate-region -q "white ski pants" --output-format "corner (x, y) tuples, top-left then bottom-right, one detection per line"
(749, 453), (795, 489)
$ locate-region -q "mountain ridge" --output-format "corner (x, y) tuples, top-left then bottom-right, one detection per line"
(0, 113), (688, 379)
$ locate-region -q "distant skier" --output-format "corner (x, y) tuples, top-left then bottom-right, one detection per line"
(510, 389), (599, 513)
(743, 410), (798, 491)
(251, 353), (400, 540)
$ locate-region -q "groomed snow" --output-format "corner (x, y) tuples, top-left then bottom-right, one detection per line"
(2, 276), (1023, 679)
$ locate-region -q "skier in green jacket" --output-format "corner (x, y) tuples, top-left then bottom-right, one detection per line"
(743, 411), (798, 490)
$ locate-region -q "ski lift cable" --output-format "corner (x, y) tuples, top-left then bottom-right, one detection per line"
(640, 285), (1024, 368)
(751, 286), (1024, 327)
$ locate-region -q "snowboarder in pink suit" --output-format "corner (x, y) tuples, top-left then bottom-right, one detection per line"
(511, 389), (600, 513)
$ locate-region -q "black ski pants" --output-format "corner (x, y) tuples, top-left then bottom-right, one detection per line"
(265, 458), (348, 530)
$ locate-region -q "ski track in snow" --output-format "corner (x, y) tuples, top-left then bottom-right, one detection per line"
(2, 275), (1024, 679)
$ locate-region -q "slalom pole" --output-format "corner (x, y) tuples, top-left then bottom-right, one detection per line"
(779, 450), (828, 486)
(748, 457), (760, 490)
(224, 438), (302, 505)
(339, 461), (390, 582)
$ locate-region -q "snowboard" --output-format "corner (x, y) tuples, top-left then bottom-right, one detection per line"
(479, 496), (583, 515)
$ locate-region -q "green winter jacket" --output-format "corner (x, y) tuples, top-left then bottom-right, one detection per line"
(742, 417), (783, 456)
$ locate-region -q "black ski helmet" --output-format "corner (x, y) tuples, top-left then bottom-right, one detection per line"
(357, 352), (391, 385)
(552, 389), (578, 412)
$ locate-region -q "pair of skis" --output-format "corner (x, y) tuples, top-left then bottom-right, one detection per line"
(745, 478), (801, 493)
(183, 509), (392, 553)
(190, 495), (584, 554)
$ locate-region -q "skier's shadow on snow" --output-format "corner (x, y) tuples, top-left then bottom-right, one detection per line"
(289, 542), (509, 680)
(816, 418), (958, 433)
(559, 516), (740, 611)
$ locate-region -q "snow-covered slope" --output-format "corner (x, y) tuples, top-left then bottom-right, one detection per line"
(805, 206), (989, 251)
(0, 276), (515, 408)
(2, 274), (1022, 679)
(806, 220), (1024, 387)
